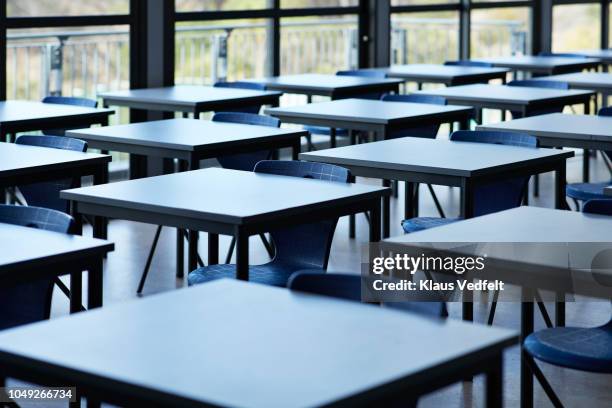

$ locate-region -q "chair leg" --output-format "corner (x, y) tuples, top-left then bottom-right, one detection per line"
(601, 150), (612, 176)
(426, 184), (446, 218)
(137, 225), (163, 294)
(259, 233), (275, 259)
(226, 237), (236, 264)
(180, 230), (204, 268)
(487, 289), (500, 325)
(535, 291), (553, 328)
(53, 277), (86, 312)
(524, 354), (565, 408)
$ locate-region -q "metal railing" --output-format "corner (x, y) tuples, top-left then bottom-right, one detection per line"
(6, 17), (527, 101)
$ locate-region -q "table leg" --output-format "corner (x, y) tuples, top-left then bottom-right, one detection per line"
(176, 228), (184, 278)
(382, 179), (391, 238)
(460, 178), (474, 219)
(369, 198), (381, 243)
(521, 290), (535, 408)
(188, 230), (199, 272)
(485, 353), (504, 408)
(554, 162), (567, 210)
(330, 127), (337, 148)
(92, 164), (109, 240)
(555, 292), (565, 327)
(208, 233), (219, 266)
(583, 149), (590, 183)
(404, 182), (415, 219)
(70, 271), (83, 314)
(235, 227), (249, 280)
(292, 139), (300, 160)
(87, 258), (103, 309)
(349, 174), (356, 239)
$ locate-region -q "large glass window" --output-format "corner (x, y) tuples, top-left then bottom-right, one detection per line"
(553, 3), (600, 52)
(391, 11), (459, 64)
(7, 1), (129, 17)
(470, 7), (529, 58)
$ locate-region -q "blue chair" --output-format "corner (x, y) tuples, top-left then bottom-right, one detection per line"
(136, 112), (280, 293)
(380, 93), (448, 218)
(213, 81), (267, 114)
(42, 96), (98, 136)
(0, 205), (74, 330)
(187, 161), (350, 288)
(566, 107), (612, 209)
(288, 270), (448, 318)
(523, 199), (612, 407)
(402, 130), (536, 233)
(15, 135), (88, 213)
(444, 60), (494, 67)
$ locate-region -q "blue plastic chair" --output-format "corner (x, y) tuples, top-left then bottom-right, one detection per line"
(213, 81), (267, 114)
(15, 135), (88, 213)
(42, 96), (98, 136)
(522, 199), (612, 406)
(136, 112), (280, 293)
(444, 60), (494, 67)
(288, 270), (448, 318)
(401, 130), (536, 233)
(187, 161), (350, 288)
(0, 205), (74, 330)
(566, 107), (612, 208)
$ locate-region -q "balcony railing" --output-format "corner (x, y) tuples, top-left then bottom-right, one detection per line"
(6, 17), (527, 102)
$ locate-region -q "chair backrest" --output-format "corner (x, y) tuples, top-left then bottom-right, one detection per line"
(444, 60), (494, 68)
(213, 81), (266, 114)
(288, 271), (447, 318)
(451, 130), (537, 215)
(538, 52), (587, 59)
(508, 79), (569, 90)
(0, 205), (74, 330)
(336, 70), (387, 100)
(254, 161), (350, 270)
(42, 96), (98, 136)
(380, 93), (447, 139)
(16, 135), (88, 213)
(210, 112), (279, 171)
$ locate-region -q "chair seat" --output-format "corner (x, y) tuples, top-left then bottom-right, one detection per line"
(566, 181), (612, 202)
(401, 217), (461, 233)
(303, 125), (349, 137)
(188, 262), (323, 288)
(524, 322), (612, 373)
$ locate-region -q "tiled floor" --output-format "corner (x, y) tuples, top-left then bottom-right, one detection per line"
(43, 141), (612, 407)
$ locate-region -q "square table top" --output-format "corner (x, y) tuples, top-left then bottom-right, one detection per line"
(533, 72), (612, 90)
(0, 100), (113, 125)
(0, 222), (113, 277)
(0, 142), (110, 179)
(415, 84), (594, 105)
(67, 118), (307, 152)
(244, 73), (402, 94)
(571, 49), (612, 62)
(474, 55), (600, 70)
(61, 167), (389, 225)
(477, 113), (612, 142)
(0, 279), (517, 408)
(300, 137), (573, 178)
(99, 85), (282, 110)
(378, 64), (510, 81)
(265, 98), (473, 125)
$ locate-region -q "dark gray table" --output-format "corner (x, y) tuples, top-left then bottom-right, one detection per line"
(478, 112), (612, 182)
(244, 73), (402, 99)
(375, 64), (510, 87)
(475, 55), (600, 76)
(0, 279), (517, 408)
(300, 137), (573, 238)
(571, 49), (612, 64)
(61, 168), (389, 279)
(534, 72), (612, 95)
(266, 98), (474, 144)
(67, 119), (306, 276)
(0, 142), (111, 237)
(382, 206), (612, 408)
(416, 84), (594, 120)
(0, 222), (113, 311)
(99, 85), (282, 116)
(0, 100), (113, 141)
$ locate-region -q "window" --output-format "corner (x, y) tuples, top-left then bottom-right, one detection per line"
(7, 0), (129, 17)
(470, 7), (529, 58)
(553, 3), (601, 52)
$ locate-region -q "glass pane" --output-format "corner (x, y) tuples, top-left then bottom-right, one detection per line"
(176, 0), (271, 12)
(390, 11), (459, 64)
(175, 19), (270, 84)
(7, 0), (129, 17)
(553, 4), (600, 52)
(471, 7), (529, 58)
(392, 0), (457, 5)
(280, 15), (358, 74)
(281, 0), (358, 8)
